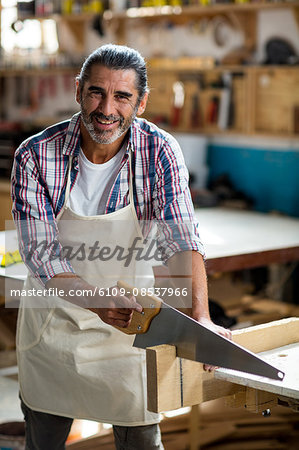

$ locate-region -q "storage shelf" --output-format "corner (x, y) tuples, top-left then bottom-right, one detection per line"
(2, 2), (298, 140)
(104, 1), (298, 20)
(16, 1), (298, 22)
(1, 64), (297, 77)
(0, 67), (79, 77)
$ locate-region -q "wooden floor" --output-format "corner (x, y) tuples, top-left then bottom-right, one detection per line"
(67, 398), (299, 450)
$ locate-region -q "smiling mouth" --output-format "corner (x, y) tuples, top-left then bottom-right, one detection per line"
(93, 115), (120, 127)
(96, 119), (118, 125)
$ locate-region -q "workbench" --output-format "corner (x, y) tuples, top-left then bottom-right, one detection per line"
(0, 208), (298, 448)
(194, 208), (299, 274)
(151, 208), (299, 448)
(1, 207), (299, 294)
(146, 317), (299, 449)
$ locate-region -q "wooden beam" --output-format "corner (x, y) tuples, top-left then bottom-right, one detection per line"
(229, 11), (257, 52)
(146, 344), (243, 413)
(292, 6), (299, 30)
(245, 388), (278, 413)
(154, 246), (299, 276)
(206, 247), (299, 274)
(146, 317), (299, 413)
(232, 317), (299, 353)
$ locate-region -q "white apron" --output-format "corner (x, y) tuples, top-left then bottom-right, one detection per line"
(17, 149), (160, 425)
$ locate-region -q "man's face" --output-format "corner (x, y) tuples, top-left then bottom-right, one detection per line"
(76, 65), (147, 145)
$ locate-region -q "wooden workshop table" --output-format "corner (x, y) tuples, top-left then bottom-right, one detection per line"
(153, 208), (299, 449)
(0, 208), (299, 448)
(1, 207), (299, 292)
(154, 207), (299, 278)
(147, 318), (299, 449)
(195, 208), (299, 274)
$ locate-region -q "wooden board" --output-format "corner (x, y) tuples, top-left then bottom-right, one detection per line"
(0, 181), (12, 232)
(254, 69), (299, 135)
(146, 317), (299, 413)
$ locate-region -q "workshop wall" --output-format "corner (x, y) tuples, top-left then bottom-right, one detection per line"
(126, 8), (298, 63)
(208, 141), (299, 217)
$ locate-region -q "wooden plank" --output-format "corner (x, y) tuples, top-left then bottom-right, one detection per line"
(146, 318), (299, 413)
(245, 388), (277, 413)
(0, 187), (12, 231)
(254, 68), (299, 134)
(232, 317), (299, 352)
(147, 344), (243, 413)
(147, 344), (181, 413)
(189, 405), (200, 450)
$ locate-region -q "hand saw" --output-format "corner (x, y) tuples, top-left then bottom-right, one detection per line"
(116, 281), (285, 381)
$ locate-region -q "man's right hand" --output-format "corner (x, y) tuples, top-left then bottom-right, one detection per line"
(89, 287), (143, 328)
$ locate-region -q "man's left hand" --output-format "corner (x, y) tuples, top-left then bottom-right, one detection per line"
(195, 316), (232, 372)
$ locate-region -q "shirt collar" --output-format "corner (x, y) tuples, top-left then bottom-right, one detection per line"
(62, 112), (81, 156)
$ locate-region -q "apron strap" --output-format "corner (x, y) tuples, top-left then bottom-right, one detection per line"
(128, 145), (144, 239)
(128, 146), (135, 208)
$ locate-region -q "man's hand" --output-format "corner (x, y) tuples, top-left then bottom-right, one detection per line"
(196, 316), (232, 340)
(196, 316), (232, 372)
(46, 275), (143, 329)
(89, 287), (143, 329)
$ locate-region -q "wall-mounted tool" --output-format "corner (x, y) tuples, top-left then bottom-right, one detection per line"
(171, 81), (185, 128)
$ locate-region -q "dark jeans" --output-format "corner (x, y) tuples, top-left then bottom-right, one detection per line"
(20, 397), (164, 450)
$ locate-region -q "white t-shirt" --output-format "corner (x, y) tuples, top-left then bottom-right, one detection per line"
(69, 146), (125, 216)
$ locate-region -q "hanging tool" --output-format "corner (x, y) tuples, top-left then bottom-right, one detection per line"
(171, 81), (185, 128)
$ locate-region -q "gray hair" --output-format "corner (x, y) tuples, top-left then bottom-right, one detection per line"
(77, 44), (149, 101)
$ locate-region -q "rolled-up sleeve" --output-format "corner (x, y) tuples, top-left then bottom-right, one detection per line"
(153, 135), (205, 263)
(11, 145), (74, 286)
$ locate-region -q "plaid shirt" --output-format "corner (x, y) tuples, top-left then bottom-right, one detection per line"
(11, 113), (204, 286)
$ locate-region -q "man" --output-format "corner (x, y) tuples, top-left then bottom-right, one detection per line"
(11, 44), (231, 450)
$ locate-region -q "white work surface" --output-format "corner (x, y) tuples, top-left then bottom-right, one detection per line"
(194, 208), (299, 259)
(215, 342), (299, 400)
(1, 207), (299, 283)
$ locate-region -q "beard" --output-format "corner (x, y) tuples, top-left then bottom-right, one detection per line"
(80, 103), (138, 145)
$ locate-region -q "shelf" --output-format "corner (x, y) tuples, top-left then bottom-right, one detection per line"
(148, 62), (299, 73)
(16, 1), (298, 22)
(1, 2), (298, 140)
(0, 67), (79, 77)
(103, 1), (299, 21)
(146, 64), (299, 138)
(1, 63), (297, 77)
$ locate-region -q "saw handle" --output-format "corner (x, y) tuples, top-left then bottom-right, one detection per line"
(115, 281), (161, 335)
